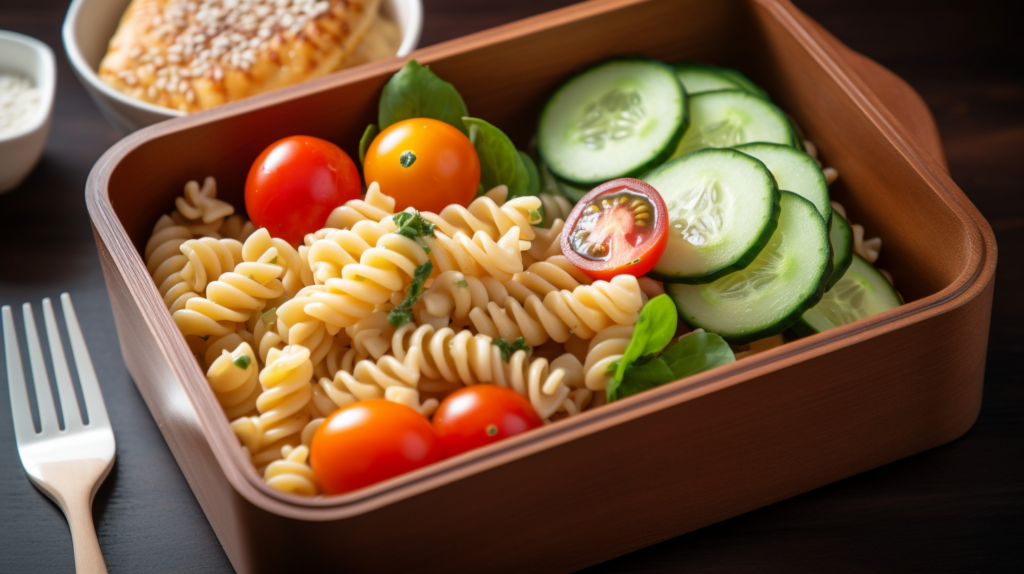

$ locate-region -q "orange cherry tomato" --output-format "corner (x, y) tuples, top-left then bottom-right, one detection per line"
(560, 178), (669, 281)
(310, 400), (442, 495)
(432, 385), (543, 458)
(363, 118), (480, 214)
(245, 135), (361, 246)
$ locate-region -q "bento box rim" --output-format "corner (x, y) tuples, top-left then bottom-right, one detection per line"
(84, 0), (997, 521)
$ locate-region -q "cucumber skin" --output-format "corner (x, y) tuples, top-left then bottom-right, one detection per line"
(537, 57), (690, 187)
(670, 192), (832, 344)
(825, 211), (854, 291)
(645, 148), (782, 285)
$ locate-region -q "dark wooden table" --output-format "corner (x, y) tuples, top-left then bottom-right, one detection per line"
(1, 0), (1020, 571)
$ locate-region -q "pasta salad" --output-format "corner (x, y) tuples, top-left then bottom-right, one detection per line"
(143, 58), (898, 497)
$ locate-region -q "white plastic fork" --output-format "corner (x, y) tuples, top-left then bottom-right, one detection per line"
(3, 293), (115, 574)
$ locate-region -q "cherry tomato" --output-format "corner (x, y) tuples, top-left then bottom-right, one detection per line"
(363, 118), (480, 214)
(310, 400), (442, 495)
(432, 385), (543, 458)
(560, 178), (669, 281)
(245, 135), (361, 246)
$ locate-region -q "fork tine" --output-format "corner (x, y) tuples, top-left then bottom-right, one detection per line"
(42, 298), (84, 430)
(22, 303), (60, 433)
(60, 294), (111, 428)
(3, 306), (38, 442)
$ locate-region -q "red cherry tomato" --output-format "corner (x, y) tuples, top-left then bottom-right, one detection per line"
(363, 118), (480, 214)
(432, 385), (543, 458)
(560, 178), (669, 281)
(310, 400), (442, 495)
(244, 135), (361, 246)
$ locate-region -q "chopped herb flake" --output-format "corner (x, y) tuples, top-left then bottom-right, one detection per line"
(233, 355), (252, 369)
(387, 260), (433, 327)
(455, 279), (469, 289)
(492, 336), (530, 362)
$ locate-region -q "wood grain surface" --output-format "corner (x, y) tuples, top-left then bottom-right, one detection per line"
(0, 0), (1020, 572)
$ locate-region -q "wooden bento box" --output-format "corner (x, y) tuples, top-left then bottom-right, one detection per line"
(85, 0), (997, 571)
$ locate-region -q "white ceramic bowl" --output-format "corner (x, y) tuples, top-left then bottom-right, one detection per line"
(0, 30), (56, 194)
(62, 0), (423, 134)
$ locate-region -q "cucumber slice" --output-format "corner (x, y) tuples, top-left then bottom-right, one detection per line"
(717, 68), (770, 100)
(672, 90), (793, 158)
(538, 58), (687, 185)
(643, 148), (780, 283)
(793, 255), (901, 336)
(825, 210), (853, 291)
(671, 62), (769, 99)
(734, 142), (830, 223)
(667, 191), (832, 344)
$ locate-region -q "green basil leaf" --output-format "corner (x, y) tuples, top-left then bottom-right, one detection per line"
(518, 150), (541, 195)
(379, 60), (469, 134)
(612, 357), (676, 400)
(492, 336), (531, 362)
(662, 331), (735, 379)
(359, 124), (379, 165)
(463, 117), (531, 198)
(613, 295), (677, 383)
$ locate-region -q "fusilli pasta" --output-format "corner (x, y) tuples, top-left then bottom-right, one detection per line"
(263, 445), (317, 496)
(205, 341), (261, 419)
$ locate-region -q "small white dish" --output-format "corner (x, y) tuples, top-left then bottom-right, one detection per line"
(0, 30), (56, 194)
(62, 0), (423, 134)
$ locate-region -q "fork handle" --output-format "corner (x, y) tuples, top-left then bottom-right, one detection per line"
(64, 491), (108, 574)
(41, 459), (110, 574)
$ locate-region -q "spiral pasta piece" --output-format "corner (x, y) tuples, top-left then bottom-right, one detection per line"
(581, 325), (634, 391)
(469, 274), (641, 346)
(421, 226), (527, 282)
(392, 324), (583, 419)
(312, 346), (437, 417)
(230, 345), (314, 468)
(324, 182), (396, 230)
(420, 270), (510, 325)
(306, 220), (390, 285)
(171, 176), (234, 237)
(174, 250), (286, 338)
(242, 228), (307, 297)
(302, 232), (430, 333)
(206, 341), (261, 419)
(178, 236), (243, 292)
(220, 214), (257, 243)
(523, 218), (565, 266)
(420, 185), (542, 242)
(263, 445), (317, 496)
(345, 311), (396, 359)
(145, 215), (199, 313)
(275, 288), (335, 366)
(538, 192), (573, 227)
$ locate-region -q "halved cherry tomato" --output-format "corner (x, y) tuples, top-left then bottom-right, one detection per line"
(363, 118), (480, 214)
(432, 385), (543, 458)
(310, 400), (442, 495)
(245, 135), (361, 246)
(560, 178), (669, 281)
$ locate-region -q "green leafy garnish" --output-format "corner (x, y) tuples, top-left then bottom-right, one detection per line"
(261, 307), (277, 328)
(455, 279), (469, 289)
(463, 117), (532, 199)
(518, 150), (541, 195)
(233, 355), (252, 370)
(492, 336), (530, 362)
(379, 60), (469, 135)
(359, 124), (379, 164)
(392, 210), (437, 254)
(388, 260), (433, 327)
(606, 295), (735, 402)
